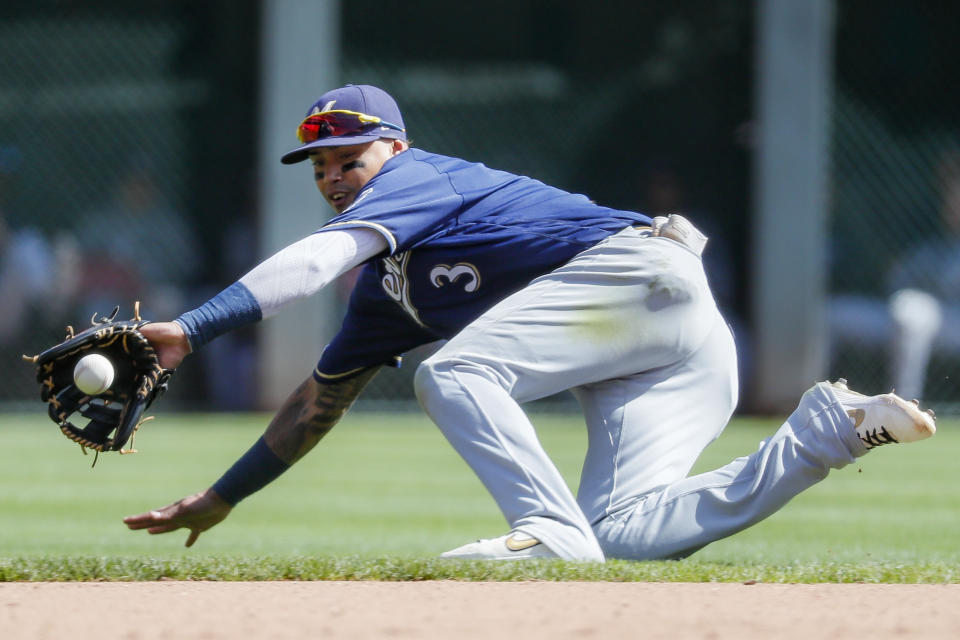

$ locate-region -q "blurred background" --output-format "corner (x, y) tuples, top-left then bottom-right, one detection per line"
(1, 0), (958, 414)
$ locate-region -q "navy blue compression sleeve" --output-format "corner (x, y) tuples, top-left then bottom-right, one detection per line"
(174, 229), (385, 352)
(211, 437), (290, 506)
(175, 282), (262, 351)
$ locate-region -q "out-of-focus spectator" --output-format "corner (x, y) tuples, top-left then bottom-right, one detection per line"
(72, 155), (200, 321)
(199, 221), (258, 410)
(638, 162), (736, 311)
(886, 149), (960, 399)
(829, 148), (960, 400)
(0, 145), (56, 345)
(636, 160), (749, 390)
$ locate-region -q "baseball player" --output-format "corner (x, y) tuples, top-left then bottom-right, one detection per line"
(124, 84), (935, 561)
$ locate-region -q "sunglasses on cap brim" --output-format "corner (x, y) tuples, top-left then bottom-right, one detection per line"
(296, 109), (405, 144)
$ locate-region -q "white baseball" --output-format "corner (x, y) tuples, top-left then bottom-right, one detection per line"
(73, 353), (115, 396)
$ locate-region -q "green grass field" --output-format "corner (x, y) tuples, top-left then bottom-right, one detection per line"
(1, 410), (957, 582)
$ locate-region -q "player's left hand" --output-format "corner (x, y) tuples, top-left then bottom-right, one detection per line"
(123, 489), (232, 547)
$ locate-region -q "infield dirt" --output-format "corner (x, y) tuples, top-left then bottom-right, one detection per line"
(2, 581), (958, 639)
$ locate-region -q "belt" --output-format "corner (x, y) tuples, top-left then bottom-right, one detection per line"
(649, 214), (708, 256)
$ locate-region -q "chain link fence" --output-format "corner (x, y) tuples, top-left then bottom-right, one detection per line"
(827, 1), (960, 407)
(1, 10), (194, 402)
(1, 1), (957, 412)
(0, 2), (257, 408)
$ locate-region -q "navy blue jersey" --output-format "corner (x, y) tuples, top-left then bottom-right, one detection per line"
(315, 148), (651, 380)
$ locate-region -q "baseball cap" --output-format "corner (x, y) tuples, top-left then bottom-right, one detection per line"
(280, 84), (407, 165)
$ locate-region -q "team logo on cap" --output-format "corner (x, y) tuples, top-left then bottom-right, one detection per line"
(310, 100), (337, 116)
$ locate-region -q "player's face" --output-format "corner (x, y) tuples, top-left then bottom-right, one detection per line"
(309, 140), (404, 214)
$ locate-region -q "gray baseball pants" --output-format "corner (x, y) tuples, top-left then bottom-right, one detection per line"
(414, 226), (865, 561)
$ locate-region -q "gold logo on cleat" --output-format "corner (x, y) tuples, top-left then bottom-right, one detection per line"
(846, 408), (865, 427)
(505, 534), (540, 551)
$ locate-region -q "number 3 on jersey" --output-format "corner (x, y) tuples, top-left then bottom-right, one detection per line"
(381, 253), (481, 325)
(430, 263), (480, 292)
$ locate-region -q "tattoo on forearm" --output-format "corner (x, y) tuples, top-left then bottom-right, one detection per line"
(264, 368), (380, 463)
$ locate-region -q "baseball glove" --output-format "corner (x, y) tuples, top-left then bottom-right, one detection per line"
(23, 303), (173, 457)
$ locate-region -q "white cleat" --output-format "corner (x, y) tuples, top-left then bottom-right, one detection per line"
(440, 531), (559, 560)
(831, 378), (936, 449)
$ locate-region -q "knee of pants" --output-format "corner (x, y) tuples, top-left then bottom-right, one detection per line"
(414, 353), (510, 409)
(412, 355), (466, 408)
(412, 358), (442, 408)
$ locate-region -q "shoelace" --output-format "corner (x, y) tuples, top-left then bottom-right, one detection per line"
(859, 425), (899, 449)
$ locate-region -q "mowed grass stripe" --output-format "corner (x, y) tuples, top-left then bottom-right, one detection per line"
(1, 411), (957, 581)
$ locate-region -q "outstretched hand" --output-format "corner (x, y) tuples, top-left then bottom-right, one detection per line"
(123, 489), (232, 547)
(140, 321), (192, 370)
